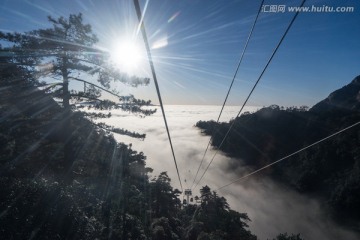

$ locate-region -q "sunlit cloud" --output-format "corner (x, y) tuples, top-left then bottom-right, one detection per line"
(151, 36), (168, 49)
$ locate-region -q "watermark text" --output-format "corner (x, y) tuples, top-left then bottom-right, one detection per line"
(262, 5), (354, 13)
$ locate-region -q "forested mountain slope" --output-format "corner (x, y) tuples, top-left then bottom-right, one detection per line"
(196, 76), (360, 230)
(0, 53), (268, 240)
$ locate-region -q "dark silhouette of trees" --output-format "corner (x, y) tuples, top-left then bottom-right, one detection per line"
(0, 13), (156, 175)
(271, 233), (304, 240)
(149, 172), (182, 218)
(182, 186), (256, 240)
(195, 76), (360, 227)
(0, 12), (155, 119)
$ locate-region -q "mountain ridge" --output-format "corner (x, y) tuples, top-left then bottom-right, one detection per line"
(196, 76), (360, 231)
(311, 75), (360, 112)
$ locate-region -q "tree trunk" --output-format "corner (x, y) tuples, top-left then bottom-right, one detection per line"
(62, 60), (73, 182)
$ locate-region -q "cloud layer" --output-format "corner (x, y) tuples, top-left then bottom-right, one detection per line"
(100, 105), (359, 240)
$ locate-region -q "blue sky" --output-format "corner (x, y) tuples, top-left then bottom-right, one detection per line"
(1, 0), (359, 106)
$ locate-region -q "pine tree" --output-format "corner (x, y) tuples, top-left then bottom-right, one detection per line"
(1, 13), (156, 174)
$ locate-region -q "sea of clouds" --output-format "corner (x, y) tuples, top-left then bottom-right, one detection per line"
(98, 105), (358, 240)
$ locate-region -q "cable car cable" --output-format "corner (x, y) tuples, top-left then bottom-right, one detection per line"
(193, 0), (307, 190)
(133, 0), (183, 192)
(191, 0), (265, 189)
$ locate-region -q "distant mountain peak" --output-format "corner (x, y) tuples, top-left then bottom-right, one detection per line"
(351, 75), (360, 84)
(311, 75), (360, 112)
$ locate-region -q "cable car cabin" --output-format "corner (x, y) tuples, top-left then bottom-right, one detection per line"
(184, 189), (192, 196)
(184, 189), (192, 206)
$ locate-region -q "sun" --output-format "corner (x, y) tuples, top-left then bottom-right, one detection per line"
(110, 39), (142, 74)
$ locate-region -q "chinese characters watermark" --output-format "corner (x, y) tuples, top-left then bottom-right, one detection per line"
(261, 5), (354, 13)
